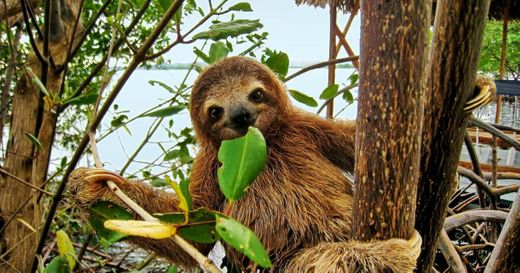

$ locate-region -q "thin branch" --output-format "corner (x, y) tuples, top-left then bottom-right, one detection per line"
(438, 229), (467, 273)
(317, 83), (357, 114)
(19, 0), (45, 64)
(283, 56), (359, 83)
(468, 115), (520, 151)
(0, 167), (53, 196)
(443, 210), (509, 232)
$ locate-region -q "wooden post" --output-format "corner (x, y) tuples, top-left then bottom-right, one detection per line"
(415, 0), (492, 271)
(326, 0), (337, 119)
(353, 0), (430, 240)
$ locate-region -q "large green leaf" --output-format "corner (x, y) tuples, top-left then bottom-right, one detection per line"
(217, 127), (267, 201)
(263, 51), (289, 78)
(89, 201), (132, 248)
(178, 223), (220, 243)
(56, 230), (77, 270)
(44, 256), (70, 273)
(193, 19), (263, 41)
(288, 90), (318, 107)
(216, 215), (271, 268)
(319, 84), (339, 100)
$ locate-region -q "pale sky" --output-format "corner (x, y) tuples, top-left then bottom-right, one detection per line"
(168, 0), (361, 63)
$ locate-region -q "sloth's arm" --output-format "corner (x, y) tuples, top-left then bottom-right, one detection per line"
(299, 114), (356, 173)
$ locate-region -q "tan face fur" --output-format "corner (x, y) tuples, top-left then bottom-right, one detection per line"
(190, 56), (290, 145)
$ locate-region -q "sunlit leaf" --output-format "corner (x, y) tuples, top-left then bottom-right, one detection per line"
(56, 230), (77, 269)
(165, 176), (189, 223)
(216, 215), (271, 268)
(227, 2), (253, 12)
(319, 84), (339, 100)
(288, 90), (318, 107)
(343, 90), (354, 104)
(179, 178), (192, 210)
(193, 19), (263, 41)
(217, 127), (267, 201)
(178, 223), (220, 243)
(144, 105), (186, 117)
(104, 220), (176, 239)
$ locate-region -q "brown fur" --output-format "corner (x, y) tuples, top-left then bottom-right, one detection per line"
(67, 56), (416, 272)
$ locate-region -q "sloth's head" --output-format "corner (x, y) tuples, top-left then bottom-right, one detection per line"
(190, 56), (290, 145)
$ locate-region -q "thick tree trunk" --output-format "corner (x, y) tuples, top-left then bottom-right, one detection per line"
(415, 0), (491, 272)
(484, 189), (520, 273)
(353, 0), (430, 241)
(0, 1), (82, 272)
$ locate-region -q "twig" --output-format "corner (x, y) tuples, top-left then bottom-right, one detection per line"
(283, 56), (359, 83)
(317, 83), (357, 114)
(438, 229), (467, 273)
(0, 167), (52, 196)
(468, 115), (520, 151)
(443, 210), (509, 232)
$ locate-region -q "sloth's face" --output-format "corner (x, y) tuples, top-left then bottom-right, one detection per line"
(199, 78), (279, 141)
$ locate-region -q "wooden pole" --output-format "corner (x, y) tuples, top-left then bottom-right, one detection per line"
(326, 0), (337, 119)
(353, 0), (430, 240)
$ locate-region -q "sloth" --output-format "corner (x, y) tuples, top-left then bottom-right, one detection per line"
(68, 56), (492, 272)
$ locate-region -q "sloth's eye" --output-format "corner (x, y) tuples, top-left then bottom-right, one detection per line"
(209, 107), (223, 120)
(249, 88), (264, 103)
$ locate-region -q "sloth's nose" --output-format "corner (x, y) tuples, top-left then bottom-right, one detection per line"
(229, 107), (256, 130)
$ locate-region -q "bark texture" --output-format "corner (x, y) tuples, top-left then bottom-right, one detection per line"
(415, 0), (491, 271)
(484, 189), (520, 273)
(353, 0), (430, 240)
(0, 1), (83, 272)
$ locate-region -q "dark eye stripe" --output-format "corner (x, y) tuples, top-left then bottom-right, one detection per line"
(209, 107), (223, 120)
(249, 88), (264, 102)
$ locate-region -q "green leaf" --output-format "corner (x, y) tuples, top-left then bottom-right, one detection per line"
(111, 114), (128, 127)
(44, 256), (70, 273)
(288, 90), (318, 107)
(89, 201), (132, 247)
(193, 19), (263, 41)
(166, 265), (178, 273)
(319, 84), (339, 100)
(25, 133), (42, 149)
(263, 51), (289, 78)
(173, 2), (183, 25)
(208, 42), (230, 64)
(342, 90), (354, 104)
(149, 80), (175, 93)
(178, 223), (220, 243)
(158, 0), (172, 12)
(217, 127), (267, 201)
(26, 67), (50, 98)
(64, 92), (99, 106)
(56, 230), (77, 269)
(193, 47), (211, 64)
(151, 178), (167, 187)
(179, 179), (192, 210)
(144, 105), (186, 117)
(216, 215), (271, 268)
(227, 2), (253, 12)
(348, 73), (359, 85)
